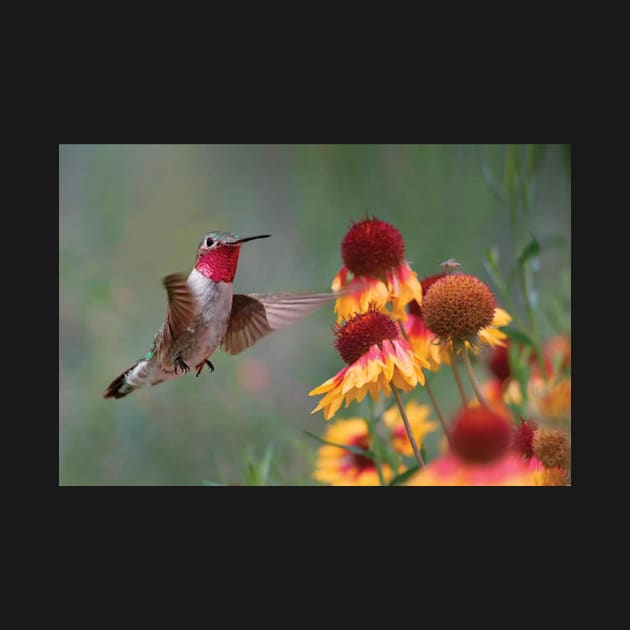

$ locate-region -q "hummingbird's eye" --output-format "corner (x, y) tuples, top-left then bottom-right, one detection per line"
(206, 237), (215, 247)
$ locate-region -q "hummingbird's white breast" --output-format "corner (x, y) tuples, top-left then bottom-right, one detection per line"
(185, 267), (233, 363)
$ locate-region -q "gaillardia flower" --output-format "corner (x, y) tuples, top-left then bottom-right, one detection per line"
(312, 418), (396, 485)
(332, 217), (422, 322)
(405, 273), (512, 370)
(422, 273), (496, 344)
(405, 405), (532, 485)
(309, 306), (430, 420)
(383, 400), (438, 457)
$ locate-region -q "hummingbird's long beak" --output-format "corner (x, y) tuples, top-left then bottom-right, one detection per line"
(232, 234), (271, 244)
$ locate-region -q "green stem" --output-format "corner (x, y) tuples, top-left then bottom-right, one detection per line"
(519, 263), (546, 376)
(398, 319), (451, 447)
(425, 378), (452, 447)
(366, 398), (386, 486)
(392, 384), (424, 469)
(450, 358), (468, 406)
(461, 346), (489, 409)
(514, 144), (530, 224)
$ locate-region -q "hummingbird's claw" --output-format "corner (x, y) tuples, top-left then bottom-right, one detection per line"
(195, 359), (215, 377)
(174, 354), (190, 375)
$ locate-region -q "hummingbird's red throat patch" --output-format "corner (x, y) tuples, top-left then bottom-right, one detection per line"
(196, 246), (241, 282)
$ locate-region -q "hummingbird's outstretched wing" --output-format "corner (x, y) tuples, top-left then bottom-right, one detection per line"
(157, 273), (198, 362)
(221, 292), (338, 355)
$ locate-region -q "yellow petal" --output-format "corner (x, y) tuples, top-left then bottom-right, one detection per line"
(492, 307), (512, 327)
(309, 378), (336, 396)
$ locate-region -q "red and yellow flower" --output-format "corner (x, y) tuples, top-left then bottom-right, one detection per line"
(405, 405), (532, 485)
(405, 273), (511, 370)
(312, 418), (396, 486)
(405, 450), (533, 486)
(331, 217), (422, 322)
(309, 306), (430, 420)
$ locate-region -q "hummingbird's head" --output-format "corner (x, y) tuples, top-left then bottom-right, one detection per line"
(195, 231), (271, 282)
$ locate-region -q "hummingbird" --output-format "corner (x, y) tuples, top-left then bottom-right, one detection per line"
(103, 231), (340, 399)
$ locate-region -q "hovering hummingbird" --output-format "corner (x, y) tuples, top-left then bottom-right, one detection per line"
(103, 231), (339, 399)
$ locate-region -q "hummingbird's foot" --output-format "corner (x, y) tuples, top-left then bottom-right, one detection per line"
(195, 360), (215, 378)
(173, 354), (190, 375)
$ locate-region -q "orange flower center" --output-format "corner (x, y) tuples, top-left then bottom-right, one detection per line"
(408, 273), (447, 318)
(533, 428), (570, 469)
(422, 273), (496, 341)
(341, 216), (405, 277)
(335, 307), (399, 364)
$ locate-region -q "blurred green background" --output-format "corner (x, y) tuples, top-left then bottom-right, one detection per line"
(59, 144), (570, 485)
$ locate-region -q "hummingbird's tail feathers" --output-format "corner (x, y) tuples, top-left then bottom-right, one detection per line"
(103, 363), (141, 399)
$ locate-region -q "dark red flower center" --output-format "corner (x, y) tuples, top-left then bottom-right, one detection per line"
(335, 306), (399, 365)
(513, 419), (537, 459)
(341, 217), (405, 277)
(451, 406), (511, 463)
(343, 434), (374, 475)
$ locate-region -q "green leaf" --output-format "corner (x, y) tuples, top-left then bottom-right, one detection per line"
(507, 234), (541, 291)
(376, 437), (399, 473)
(484, 246), (506, 292)
(503, 327), (535, 348)
(527, 144), (547, 176)
(477, 145), (508, 206)
(202, 480), (226, 486)
(516, 234), (541, 267)
(504, 145), (518, 197)
(245, 461), (259, 486)
(259, 443), (275, 485)
(389, 465), (420, 486)
(303, 430), (376, 460)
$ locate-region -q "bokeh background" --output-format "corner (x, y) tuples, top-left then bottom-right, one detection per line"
(59, 144), (570, 485)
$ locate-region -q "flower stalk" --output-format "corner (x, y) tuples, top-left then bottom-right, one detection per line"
(461, 345), (489, 408)
(392, 384), (424, 469)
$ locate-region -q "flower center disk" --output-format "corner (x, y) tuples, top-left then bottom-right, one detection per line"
(451, 406), (512, 463)
(422, 273), (496, 341)
(341, 217), (405, 277)
(408, 273), (447, 318)
(335, 308), (399, 365)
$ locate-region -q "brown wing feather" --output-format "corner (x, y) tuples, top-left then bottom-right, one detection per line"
(221, 292), (337, 356)
(158, 273), (198, 361)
